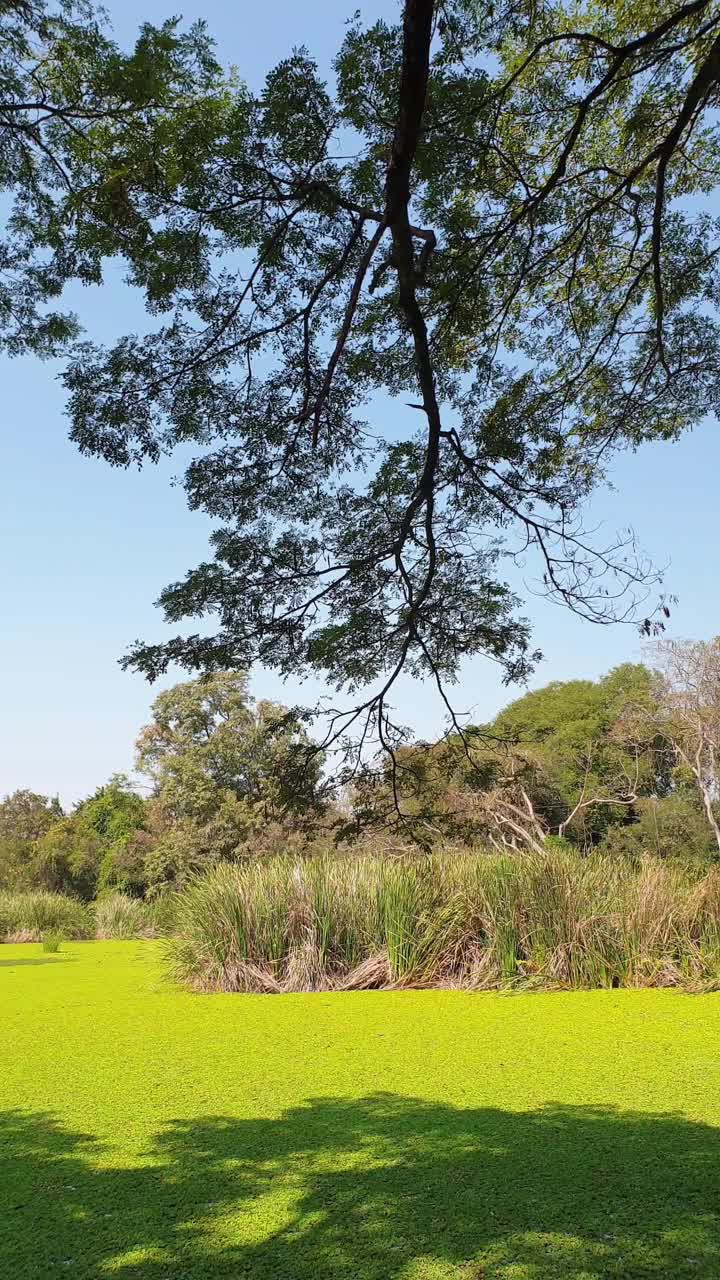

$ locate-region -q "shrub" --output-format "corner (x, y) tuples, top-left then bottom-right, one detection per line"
(167, 851), (720, 994)
(41, 932), (62, 953)
(0, 891), (92, 941)
(598, 794), (718, 864)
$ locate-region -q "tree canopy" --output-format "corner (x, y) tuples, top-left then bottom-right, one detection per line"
(136, 671), (323, 820)
(0, 789), (63, 889)
(0, 0), (217, 354)
(3, 0), (720, 768)
(0, 776), (148, 898)
(134, 672), (325, 888)
(58, 0), (720, 760)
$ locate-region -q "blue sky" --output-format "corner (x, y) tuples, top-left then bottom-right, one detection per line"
(1, 0), (718, 806)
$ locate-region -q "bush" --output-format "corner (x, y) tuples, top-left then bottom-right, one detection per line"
(0, 891), (93, 941)
(598, 795), (719, 864)
(167, 851), (720, 994)
(41, 932), (62, 953)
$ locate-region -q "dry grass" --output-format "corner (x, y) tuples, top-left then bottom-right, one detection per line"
(167, 849), (720, 993)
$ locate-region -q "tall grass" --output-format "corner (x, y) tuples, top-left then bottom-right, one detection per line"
(167, 850), (720, 993)
(0, 891), (93, 941)
(93, 892), (179, 939)
(0, 890), (177, 942)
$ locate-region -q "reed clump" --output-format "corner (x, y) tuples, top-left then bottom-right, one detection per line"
(0, 890), (92, 941)
(167, 849), (720, 993)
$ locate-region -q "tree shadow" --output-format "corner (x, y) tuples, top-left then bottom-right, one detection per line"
(2, 1096), (719, 1278)
(0, 956), (73, 967)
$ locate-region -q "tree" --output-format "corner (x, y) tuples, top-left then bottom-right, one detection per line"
(64, 0), (720, 775)
(483, 665), (663, 843)
(645, 637), (720, 852)
(0, 789), (63, 888)
(136, 671), (322, 819)
(358, 664), (661, 847)
(0, 0), (218, 355)
(0, 777), (148, 899)
(599, 791), (719, 861)
(14, 775), (149, 898)
(74, 775), (148, 895)
(31, 810), (101, 897)
(135, 672), (325, 888)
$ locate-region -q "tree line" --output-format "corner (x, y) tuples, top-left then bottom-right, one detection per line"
(365, 638), (720, 858)
(0, 676), (324, 898)
(2, 637), (719, 900)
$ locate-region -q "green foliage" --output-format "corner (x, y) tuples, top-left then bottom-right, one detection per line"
(135, 672), (325, 890)
(30, 776), (149, 900)
(56, 1), (720, 754)
(137, 673), (322, 817)
(0, 0), (220, 356)
(360, 664), (665, 846)
(0, 790), (63, 889)
(31, 812), (101, 899)
(80, 776), (149, 895)
(0, 789), (63, 844)
(41, 932), (62, 953)
(480, 664), (664, 843)
(0, 673), (327, 900)
(3, 654), (719, 901)
(599, 793), (719, 864)
(0, 890), (92, 940)
(168, 850), (720, 994)
(3, 942), (720, 1279)
(490, 664), (652, 749)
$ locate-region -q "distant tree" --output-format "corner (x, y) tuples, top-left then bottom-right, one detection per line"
(0, 788), (63, 843)
(0, 789), (63, 888)
(358, 664), (663, 847)
(599, 792), (719, 863)
(644, 638), (720, 853)
(482, 665), (664, 843)
(135, 672), (325, 888)
(75, 775), (149, 895)
(31, 810), (101, 898)
(136, 672), (323, 818)
(27, 775), (147, 898)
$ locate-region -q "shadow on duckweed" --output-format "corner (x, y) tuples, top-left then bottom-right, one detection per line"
(2, 1094), (719, 1278)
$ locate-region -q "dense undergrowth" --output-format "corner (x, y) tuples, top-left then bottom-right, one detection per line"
(168, 850), (720, 993)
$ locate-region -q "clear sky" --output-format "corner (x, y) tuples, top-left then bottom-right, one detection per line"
(1, 0), (718, 807)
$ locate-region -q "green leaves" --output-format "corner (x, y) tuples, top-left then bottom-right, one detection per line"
(0, 2), (222, 355)
(7, 1), (720, 763)
(132, 672), (326, 888)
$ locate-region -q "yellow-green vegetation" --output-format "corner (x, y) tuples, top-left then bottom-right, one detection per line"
(1, 942), (719, 1278)
(0, 890), (93, 941)
(170, 850), (720, 993)
(0, 891), (175, 943)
